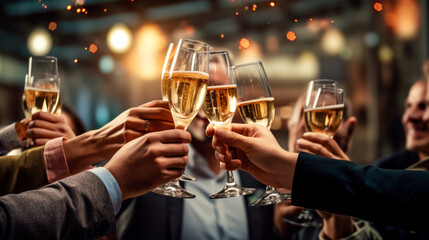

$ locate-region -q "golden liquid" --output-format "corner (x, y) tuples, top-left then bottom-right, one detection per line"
(202, 85), (237, 126)
(53, 96), (62, 115)
(169, 71), (209, 128)
(237, 97), (275, 128)
(24, 87), (60, 114)
(304, 104), (344, 137)
(161, 72), (169, 101)
(22, 94), (31, 118)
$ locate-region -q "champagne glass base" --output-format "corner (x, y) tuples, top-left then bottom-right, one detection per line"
(179, 172), (198, 181)
(283, 208), (316, 227)
(249, 191), (292, 207)
(209, 184), (255, 199)
(152, 181), (196, 199)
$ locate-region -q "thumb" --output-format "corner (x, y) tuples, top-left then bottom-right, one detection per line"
(214, 128), (251, 150)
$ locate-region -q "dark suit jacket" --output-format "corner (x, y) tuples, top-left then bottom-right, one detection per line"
(0, 171), (116, 240)
(0, 146), (49, 196)
(117, 171), (274, 240)
(292, 152), (429, 233)
(373, 150), (429, 240)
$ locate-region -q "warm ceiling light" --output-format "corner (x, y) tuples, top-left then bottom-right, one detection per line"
(48, 22), (57, 31)
(89, 44), (98, 53)
(239, 38), (250, 49)
(124, 24), (167, 81)
(107, 23), (133, 54)
(286, 31), (296, 41)
(373, 3), (383, 12)
(321, 28), (346, 55)
(27, 28), (52, 56)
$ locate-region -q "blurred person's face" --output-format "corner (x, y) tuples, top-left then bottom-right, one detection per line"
(188, 58), (230, 143)
(187, 110), (211, 143)
(403, 81), (429, 152)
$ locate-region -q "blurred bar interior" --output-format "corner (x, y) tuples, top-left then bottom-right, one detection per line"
(0, 0), (428, 164)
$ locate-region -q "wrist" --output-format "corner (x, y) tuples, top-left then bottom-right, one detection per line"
(274, 149), (298, 190)
(322, 215), (354, 240)
(63, 130), (111, 174)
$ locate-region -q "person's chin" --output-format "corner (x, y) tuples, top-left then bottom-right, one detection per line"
(407, 139), (429, 152)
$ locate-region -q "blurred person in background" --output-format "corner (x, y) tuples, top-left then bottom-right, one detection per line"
(375, 79), (429, 169)
(274, 94), (381, 240)
(116, 108), (274, 240)
(370, 69), (429, 239)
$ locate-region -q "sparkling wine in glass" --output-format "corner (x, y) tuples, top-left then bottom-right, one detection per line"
(151, 39), (209, 199)
(203, 51), (255, 199)
(285, 79), (343, 226)
(233, 61), (291, 206)
(24, 56), (61, 115)
(304, 86), (344, 137)
(161, 43), (197, 182)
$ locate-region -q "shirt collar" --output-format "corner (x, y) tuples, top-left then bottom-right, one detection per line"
(187, 144), (226, 180)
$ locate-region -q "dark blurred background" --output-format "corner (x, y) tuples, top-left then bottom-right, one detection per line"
(0, 0), (427, 164)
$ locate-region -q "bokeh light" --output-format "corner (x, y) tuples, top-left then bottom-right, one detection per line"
(124, 24), (167, 81)
(27, 28), (52, 56)
(89, 44), (98, 53)
(48, 22), (57, 31)
(99, 55), (115, 74)
(378, 45), (394, 63)
(107, 23), (133, 54)
(373, 3), (383, 12)
(239, 38), (250, 49)
(286, 31), (296, 41)
(321, 28), (346, 55)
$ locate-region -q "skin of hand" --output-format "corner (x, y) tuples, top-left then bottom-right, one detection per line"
(63, 100), (175, 175)
(25, 112), (76, 147)
(296, 131), (355, 239)
(273, 201), (305, 237)
(105, 129), (191, 200)
(297, 132), (350, 161)
(206, 123), (298, 190)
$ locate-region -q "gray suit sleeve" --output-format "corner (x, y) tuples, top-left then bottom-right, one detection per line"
(0, 171), (116, 240)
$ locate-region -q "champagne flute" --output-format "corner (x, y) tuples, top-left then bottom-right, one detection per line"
(285, 80), (343, 226)
(204, 51), (255, 199)
(24, 56), (61, 115)
(152, 39), (210, 198)
(304, 85), (344, 137)
(232, 61), (290, 206)
(161, 43), (197, 182)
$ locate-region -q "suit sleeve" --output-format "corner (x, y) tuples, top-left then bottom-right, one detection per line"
(292, 152), (429, 233)
(0, 171), (116, 240)
(0, 146), (48, 196)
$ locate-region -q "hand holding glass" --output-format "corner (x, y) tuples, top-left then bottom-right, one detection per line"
(233, 61), (290, 206)
(152, 39), (209, 198)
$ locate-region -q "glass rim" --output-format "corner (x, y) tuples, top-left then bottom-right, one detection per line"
(29, 56), (58, 62)
(180, 38), (210, 47)
(232, 60), (263, 69)
(209, 50), (229, 55)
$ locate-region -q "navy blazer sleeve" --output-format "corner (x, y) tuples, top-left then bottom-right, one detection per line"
(292, 152), (429, 233)
(0, 171), (116, 240)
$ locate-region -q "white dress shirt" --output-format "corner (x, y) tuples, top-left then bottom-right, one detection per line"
(181, 145), (249, 240)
